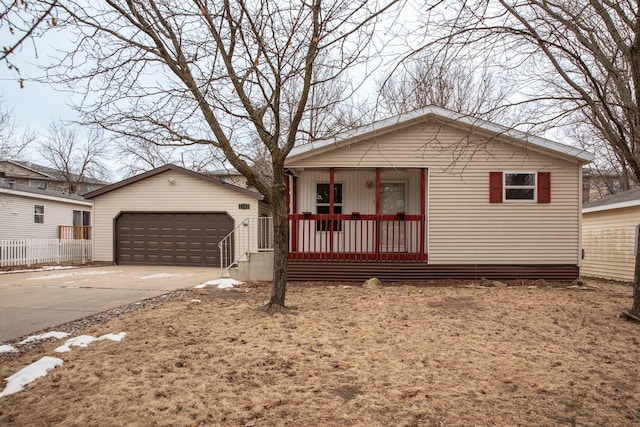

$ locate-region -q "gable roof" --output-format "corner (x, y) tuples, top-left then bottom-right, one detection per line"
(83, 164), (262, 200)
(287, 105), (594, 164)
(582, 187), (640, 213)
(0, 181), (92, 206)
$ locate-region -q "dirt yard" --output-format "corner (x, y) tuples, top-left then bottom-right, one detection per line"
(0, 278), (639, 426)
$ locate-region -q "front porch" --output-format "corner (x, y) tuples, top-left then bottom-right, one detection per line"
(286, 167), (428, 261)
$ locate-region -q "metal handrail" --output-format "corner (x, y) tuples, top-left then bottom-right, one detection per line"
(218, 217), (274, 277)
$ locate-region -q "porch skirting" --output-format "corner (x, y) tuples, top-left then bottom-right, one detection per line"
(286, 261), (579, 282)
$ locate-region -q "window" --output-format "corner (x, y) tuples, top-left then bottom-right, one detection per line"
(29, 180), (47, 190)
(504, 173), (536, 201)
(316, 183), (342, 231)
(34, 205), (44, 223)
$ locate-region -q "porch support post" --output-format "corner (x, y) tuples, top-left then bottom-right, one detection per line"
(375, 168), (380, 255)
(284, 172), (290, 213)
(420, 168), (426, 258)
(329, 168), (335, 255)
(291, 175), (298, 252)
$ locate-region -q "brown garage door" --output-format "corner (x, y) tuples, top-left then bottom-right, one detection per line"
(115, 212), (233, 266)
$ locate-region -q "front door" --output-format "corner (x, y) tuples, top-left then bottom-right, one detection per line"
(380, 182), (406, 251)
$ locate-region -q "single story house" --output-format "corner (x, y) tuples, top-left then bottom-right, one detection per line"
(0, 181), (92, 240)
(582, 187), (640, 282)
(279, 105), (593, 281)
(83, 164), (270, 268)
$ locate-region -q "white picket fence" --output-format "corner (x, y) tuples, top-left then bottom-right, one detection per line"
(0, 239), (92, 268)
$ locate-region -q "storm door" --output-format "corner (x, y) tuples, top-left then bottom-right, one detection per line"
(380, 182), (406, 251)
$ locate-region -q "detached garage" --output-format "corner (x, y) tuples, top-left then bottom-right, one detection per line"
(85, 164), (266, 267)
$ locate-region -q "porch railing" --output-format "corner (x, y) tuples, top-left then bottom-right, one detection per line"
(288, 213), (427, 261)
(59, 226), (92, 240)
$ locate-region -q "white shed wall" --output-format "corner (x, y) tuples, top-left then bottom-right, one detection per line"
(582, 206), (640, 282)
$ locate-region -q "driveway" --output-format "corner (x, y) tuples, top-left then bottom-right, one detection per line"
(0, 265), (221, 343)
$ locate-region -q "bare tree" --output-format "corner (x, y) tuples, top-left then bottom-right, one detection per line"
(39, 121), (109, 194)
(47, 0), (399, 309)
(0, 101), (35, 160)
(1, 0), (58, 80)
(378, 51), (514, 122)
(114, 139), (224, 178)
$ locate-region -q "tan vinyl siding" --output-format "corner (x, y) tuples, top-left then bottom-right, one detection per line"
(287, 122), (581, 265)
(582, 206), (640, 282)
(92, 170), (259, 263)
(0, 193), (91, 239)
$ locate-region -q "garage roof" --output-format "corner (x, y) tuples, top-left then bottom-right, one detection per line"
(83, 164), (263, 200)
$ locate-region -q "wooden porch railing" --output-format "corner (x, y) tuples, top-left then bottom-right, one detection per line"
(58, 226), (92, 240)
(288, 213), (427, 261)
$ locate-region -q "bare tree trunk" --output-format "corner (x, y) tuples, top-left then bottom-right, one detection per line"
(267, 167), (288, 309)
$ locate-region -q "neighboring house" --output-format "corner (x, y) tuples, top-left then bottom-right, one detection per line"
(207, 168), (251, 189)
(277, 105), (593, 282)
(84, 164), (270, 268)
(582, 167), (627, 204)
(0, 160), (108, 195)
(582, 187), (640, 282)
(0, 181), (92, 240)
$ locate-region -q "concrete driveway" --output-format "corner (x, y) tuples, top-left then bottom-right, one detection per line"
(0, 265), (221, 343)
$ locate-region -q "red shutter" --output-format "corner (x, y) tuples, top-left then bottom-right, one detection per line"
(489, 172), (503, 203)
(538, 172), (551, 203)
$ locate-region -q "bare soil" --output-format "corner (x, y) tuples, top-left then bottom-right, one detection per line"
(0, 278), (639, 426)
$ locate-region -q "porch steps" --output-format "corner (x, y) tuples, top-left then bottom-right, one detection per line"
(287, 261), (579, 282)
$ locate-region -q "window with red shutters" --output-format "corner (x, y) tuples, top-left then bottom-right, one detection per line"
(489, 171), (551, 203)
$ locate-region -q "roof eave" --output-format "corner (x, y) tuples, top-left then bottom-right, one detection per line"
(84, 164), (262, 200)
(583, 199), (640, 213)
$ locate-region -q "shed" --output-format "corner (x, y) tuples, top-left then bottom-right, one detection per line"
(582, 187), (640, 282)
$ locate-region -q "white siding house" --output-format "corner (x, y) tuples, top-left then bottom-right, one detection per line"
(0, 182), (92, 240)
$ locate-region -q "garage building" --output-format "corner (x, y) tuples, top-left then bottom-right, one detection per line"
(85, 164), (267, 267)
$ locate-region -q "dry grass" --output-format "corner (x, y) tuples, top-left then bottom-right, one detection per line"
(1, 279), (639, 426)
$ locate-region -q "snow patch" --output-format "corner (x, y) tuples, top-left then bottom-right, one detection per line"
(140, 273), (180, 280)
(27, 270), (121, 280)
(0, 344), (16, 353)
(19, 331), (70, 345)
(54, 332), (127, 353)
(0, 266), (76, 275)
(0, 356), (63, 397)
(194, 278), (244, 289)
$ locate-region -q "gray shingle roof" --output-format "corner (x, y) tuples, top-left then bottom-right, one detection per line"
(583, 186), (640, 210)
(0, 181), (90, 202)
